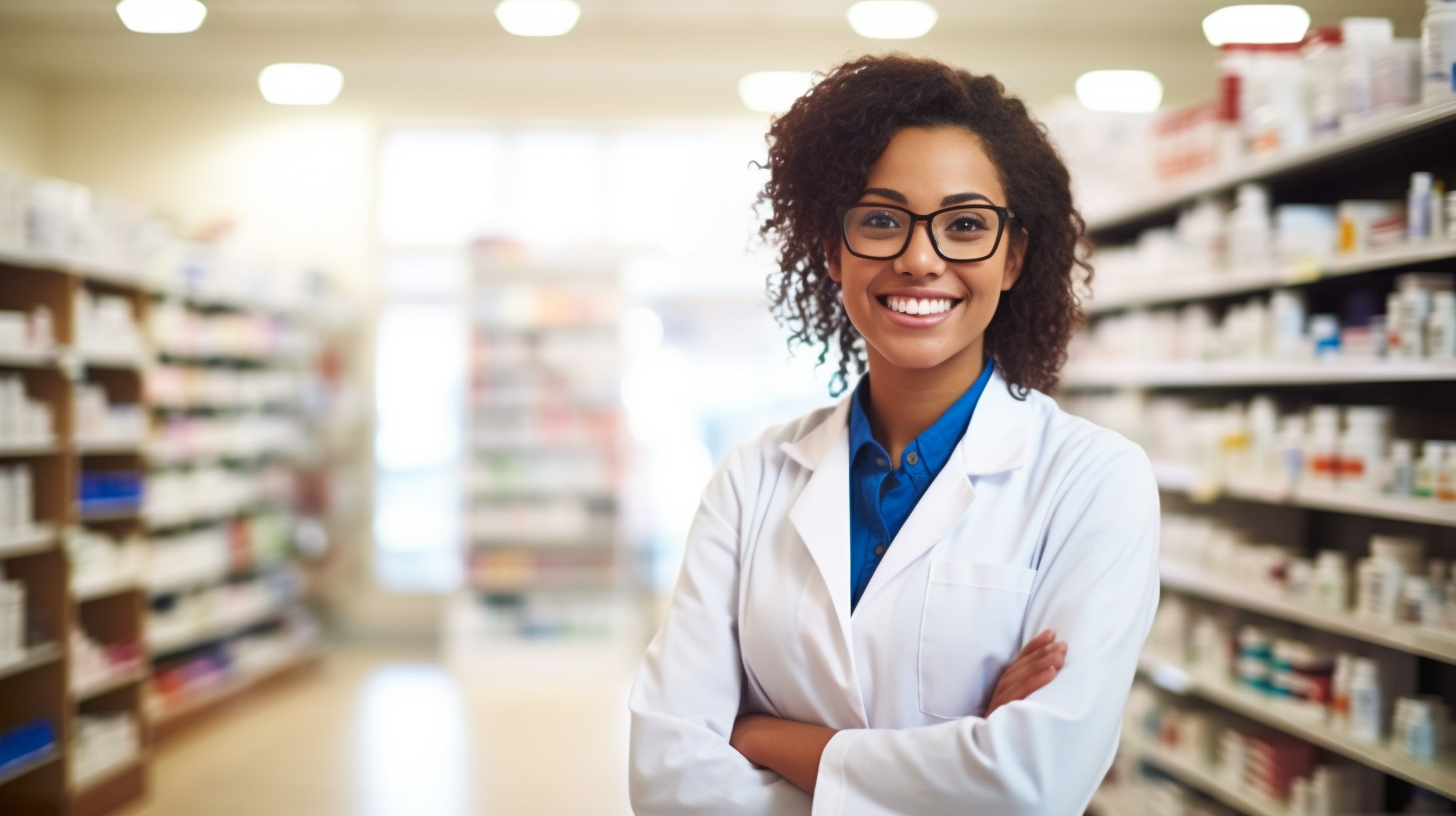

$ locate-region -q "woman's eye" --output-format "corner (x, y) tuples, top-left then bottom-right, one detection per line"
(859, 211), (901, 229)
(946, 214), (988, 232)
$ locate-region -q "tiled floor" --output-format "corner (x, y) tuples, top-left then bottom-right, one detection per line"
(119, 644), (637, 816)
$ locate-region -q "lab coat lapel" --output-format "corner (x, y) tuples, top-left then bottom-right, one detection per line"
(782, 396), (854, 625)
(781, 397), (866, 721)
(857, 370), (1032, 607)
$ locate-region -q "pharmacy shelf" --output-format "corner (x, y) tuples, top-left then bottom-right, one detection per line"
(1138, 653), (1456, 798)
(0, 442), (62, 457)
(75, 441), (147, 456)
(0, 526), (58, 559)
(1151, 460), (1456, 527)
(1085, 101), (1456, 233)
(71, 754), (144, 796)
(1086, 240), (1456, 315)
(0, 349), (59, 369)
(78, 353), (148, 371)
(72, 667), (147, 703)
(0, 245), (298, 319)
(0, 745), (60, 789)
(76, 505), (142, 524)
(149, 557), (290, 599)
(147, 605), (288, 658)
(1159, 560), (1456, 665)
(1061, 360), (1456, 389)
(73, 576), (143, 604)
(145, 499), (287, 532)
(150, 647), (321, 732)
(1120, 731), (1286, 816)
(0, 642), (63, 682)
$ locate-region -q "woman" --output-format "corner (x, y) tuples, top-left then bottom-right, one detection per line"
(628, 54), (1160, 815)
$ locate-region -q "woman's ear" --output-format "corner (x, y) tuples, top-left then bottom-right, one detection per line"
(1000, 227), (1028, 292)
(825, 240), (843, 283)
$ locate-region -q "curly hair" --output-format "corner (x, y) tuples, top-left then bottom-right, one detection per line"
(757, 53), (1091, 397)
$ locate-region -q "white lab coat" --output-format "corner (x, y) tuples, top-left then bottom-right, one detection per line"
(628, 369), (1160, 816)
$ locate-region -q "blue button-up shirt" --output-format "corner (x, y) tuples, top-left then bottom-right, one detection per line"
(847, 361), (994, 611)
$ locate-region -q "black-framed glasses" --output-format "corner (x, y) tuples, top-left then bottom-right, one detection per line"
(837, 202), (1015, 263)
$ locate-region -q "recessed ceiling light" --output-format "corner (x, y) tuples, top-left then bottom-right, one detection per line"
(1202, 4), (1311, 46)
(738, 72), (814, 115)
(115, 0), (207, 34)
(258, 64), (344, 106)
(1075, 70), (1164, 113)
(846, 1), (938, 39)
(495, 0), (581, 37)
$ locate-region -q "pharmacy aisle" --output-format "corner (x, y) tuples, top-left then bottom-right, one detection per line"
(1063, 13), (1456, 816)
(118, 645), (633, 816)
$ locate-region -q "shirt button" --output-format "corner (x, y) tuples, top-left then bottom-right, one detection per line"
(876, 457), (888, 468)
(874, 545), (886, 556)
(905, 451), (919, 466)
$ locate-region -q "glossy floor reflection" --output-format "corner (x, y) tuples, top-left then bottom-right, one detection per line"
(120, 645), (635, 816)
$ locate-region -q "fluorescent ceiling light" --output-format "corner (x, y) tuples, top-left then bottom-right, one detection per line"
(1202, 4), (1310, 46)
(738, 71), (814, 115)
(847, 1), (938, 39)
(258, 64), (344, 106)
(1075, 70), (1164, 113)
(115, 0), (207, 34)
(495, 0), (581, 37)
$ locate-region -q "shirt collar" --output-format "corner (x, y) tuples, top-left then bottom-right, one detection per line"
(847, 359), (996, 478)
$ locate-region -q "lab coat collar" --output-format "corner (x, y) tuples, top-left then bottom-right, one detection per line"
(779, 367), (1031, 478)
(780, 368), (1035, 619)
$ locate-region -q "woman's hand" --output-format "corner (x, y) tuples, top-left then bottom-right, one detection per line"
(985, 628), (1067, 717)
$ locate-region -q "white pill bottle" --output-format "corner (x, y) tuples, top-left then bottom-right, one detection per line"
(1423, 0), (1456, 103)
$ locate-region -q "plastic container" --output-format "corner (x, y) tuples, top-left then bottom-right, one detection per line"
(1304, 27), (1346, 139)
(1429, 290), (1456, 359)
(1422, 0), (1456, 103)
(1337, 406), (1390, 491)
(1348, 657), (1384, 743)
(1306, 407), (1340, 486)
(1416, 441), (1449, 497)
(1229, 183), (1274, 268)
(1387, 439), (1417, 496)
(1410, 172), (1436, 239)
(1315, 550), (1350, 611)
(1439, 446), (1456, 502)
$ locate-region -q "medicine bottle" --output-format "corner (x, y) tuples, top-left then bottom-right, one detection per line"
(1415, 441), (1448, 499)
(1423, 0), (1456, 103)
(1348, 657), (1384, 743)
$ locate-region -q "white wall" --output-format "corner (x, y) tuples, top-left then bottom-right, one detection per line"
(0, 74), (44, 175)
(44, 87), (377, 298)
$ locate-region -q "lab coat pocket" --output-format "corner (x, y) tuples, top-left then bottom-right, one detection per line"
(918, 561), (1037, 719)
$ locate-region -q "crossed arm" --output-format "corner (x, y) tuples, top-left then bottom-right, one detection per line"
(727, 629), (1069, 793)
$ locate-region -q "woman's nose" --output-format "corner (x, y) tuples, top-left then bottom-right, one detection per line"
(893, 222), (945, 278)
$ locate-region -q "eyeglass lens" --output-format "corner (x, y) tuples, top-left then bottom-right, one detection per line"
(841, 205), (1003, 261)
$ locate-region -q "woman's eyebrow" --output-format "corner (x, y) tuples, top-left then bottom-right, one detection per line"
(860, 187), (907, 203)
(941, 192), (993, 206)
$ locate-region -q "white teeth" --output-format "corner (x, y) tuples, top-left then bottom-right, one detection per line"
(886, 296), (954, 315)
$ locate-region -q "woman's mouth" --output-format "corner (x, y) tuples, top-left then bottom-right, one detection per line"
(876, 294), (963, 326)
(878, 295), (960, 316)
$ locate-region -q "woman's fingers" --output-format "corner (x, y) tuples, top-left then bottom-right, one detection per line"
(1015, 629), (1056, 659)
(987, 636), (1067, 716)
(1002, 649), (1065, 694)
(999, 639), (1066, 688)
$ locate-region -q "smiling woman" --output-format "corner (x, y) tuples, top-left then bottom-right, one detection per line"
(628, 53), (1161, 816)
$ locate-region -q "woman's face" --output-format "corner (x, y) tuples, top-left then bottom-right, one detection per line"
(828, 126), (1023, 384)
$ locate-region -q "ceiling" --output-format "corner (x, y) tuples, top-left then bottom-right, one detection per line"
(0, 0), (1427, 116)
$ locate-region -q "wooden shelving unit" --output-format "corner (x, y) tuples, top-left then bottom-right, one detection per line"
(1069, 96), (1456, 815)
(0, 210), (324, 816)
